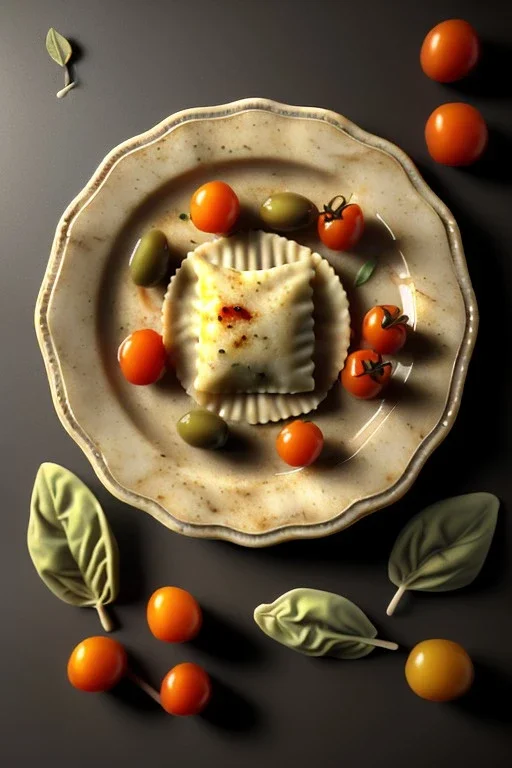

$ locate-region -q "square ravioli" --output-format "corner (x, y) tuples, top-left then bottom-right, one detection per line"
(191, 254), (315, 394)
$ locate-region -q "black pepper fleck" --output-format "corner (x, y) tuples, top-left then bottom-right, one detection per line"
(218, 349), (226, 354)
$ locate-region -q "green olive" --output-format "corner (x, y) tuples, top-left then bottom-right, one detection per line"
(129, 229), (169, 287)
(177, 409), (229, 449)
(260, 192), (317, 232)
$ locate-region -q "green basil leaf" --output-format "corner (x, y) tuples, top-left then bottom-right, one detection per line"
(354, 259), (377, 287)
(46, 28), (72, 67)
(27, 463), (119, 631)
(386, 493), (499, 616)
(254, 588), (398, 659)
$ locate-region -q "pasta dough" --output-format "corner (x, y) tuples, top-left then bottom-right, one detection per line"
(162, 231), (350, 424)
(191, 254), (315, 394)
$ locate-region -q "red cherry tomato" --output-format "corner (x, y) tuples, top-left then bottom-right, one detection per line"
(67, 637), (127, 693)
(190, 181), (240, 234)
(362, 305), (408, 355)
(118, 329), (167, 385)
(276, 420), (324, 467)
(160, 663), (212, 716)
(420, 19), (480, 82)
(147, 586), (202, 643)
(341, 350), (392, 400)
(318, 196), (364, 251)
(425, 103), (488, 166)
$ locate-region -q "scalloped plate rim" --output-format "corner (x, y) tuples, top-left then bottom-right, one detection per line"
(35, 97), (478, 547)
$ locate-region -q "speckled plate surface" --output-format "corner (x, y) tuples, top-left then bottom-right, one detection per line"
(35, 98), (477, 547)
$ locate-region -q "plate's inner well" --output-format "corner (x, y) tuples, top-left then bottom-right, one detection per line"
(47, 108), (467, 537)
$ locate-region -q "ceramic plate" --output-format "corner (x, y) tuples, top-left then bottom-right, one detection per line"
(36, 98), (477, 547)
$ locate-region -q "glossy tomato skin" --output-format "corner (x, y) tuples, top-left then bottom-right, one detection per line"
(421, 19), (480, 82)
(67, 637), (128, 693)
(190, 181), (240, 234)
(160, 663), (212, 716)
(318, 203), (364, 251)
(276, 420), (324, 467)
(118, 329), (167, 385)
(341, 349), (392, 399)
(425, 103), (488, 166)
(147, 586), (202, 643)
(405, 639), (474, 702)
(362, 305), (408, 355)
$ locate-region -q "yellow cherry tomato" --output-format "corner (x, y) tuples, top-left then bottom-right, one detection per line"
(405, 639), (474, 701)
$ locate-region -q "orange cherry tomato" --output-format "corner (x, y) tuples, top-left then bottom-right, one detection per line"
(190, 181), (240, 234)
(420, 19), (480, 82)
(341, 349), (392, 399)
(362, 305), (408, 355)
(160, 663), (212, 716)
(147, 586), (202, 643)
(118, 329), (167, 385)
(425, 103), (488, 166)
(67, 637), (127, 693)
(318, 196), (364, 251)
(276, 420), (324, 467)
(405, 639), (474, 702)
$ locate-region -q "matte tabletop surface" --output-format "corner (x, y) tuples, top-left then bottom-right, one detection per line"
(1, 1), (511, 766)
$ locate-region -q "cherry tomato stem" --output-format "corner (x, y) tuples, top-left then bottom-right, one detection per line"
(362, 305), (408, 355)
(318, 195), (364, 251)
(341, 349), (392, 399)
(126, 669), (162, 705)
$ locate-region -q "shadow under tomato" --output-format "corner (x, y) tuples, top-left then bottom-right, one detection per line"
(192, 606), (265, 666)
(457, 127), (512, 185)
(313, 438), (347, 469)
(201, 676), (264, 735)
(398, 329), (440, 363)
(443, 40), (512, 102)
(216, 428), (265, 466)
(108, 651), (165, 717)
(452, 659), (512, 725)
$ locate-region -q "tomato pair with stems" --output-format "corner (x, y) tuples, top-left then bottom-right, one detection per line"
(68, 587), (210, 716)
(342, 304), (408, 398)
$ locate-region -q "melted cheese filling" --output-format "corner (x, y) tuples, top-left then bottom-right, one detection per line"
(192, 254), (315, 394)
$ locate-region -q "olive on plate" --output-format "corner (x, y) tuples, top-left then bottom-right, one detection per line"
(260, 192), (317, 232)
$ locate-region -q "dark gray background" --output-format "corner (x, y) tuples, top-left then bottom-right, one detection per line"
(1, 1), (511, 766)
